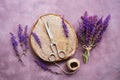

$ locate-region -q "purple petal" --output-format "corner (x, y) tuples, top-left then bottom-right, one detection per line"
(35, 59), (48, 71)
(18, 24), (25, 42)
(92, 15), (98, 22)
(10, 32), (18, 51)
(62, 17), (69, 37)
(24, 25), (29, 38)
(100, 15), (111, 36)
(32, 32), (42, 48)
(84, 11), (88, 18)
(97, 17), (103, 25)
(24, 25), (29, 49)
(103, 15), (111, 31)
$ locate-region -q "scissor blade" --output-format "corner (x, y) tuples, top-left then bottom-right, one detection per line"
(44, 22), (54, 41)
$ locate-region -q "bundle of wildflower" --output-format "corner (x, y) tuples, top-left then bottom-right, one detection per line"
(77, 11), (111, 63)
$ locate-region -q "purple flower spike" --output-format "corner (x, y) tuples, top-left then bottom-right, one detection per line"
(32, 32), (42, 48)
(18, 24), (25, 43)
(35, 59), (48, 70)
(17, 24), (29, 55)
(24, 25), (29, 38)
(62, 17), (69, 38)
(10, 32), (24, 63)
(24, 25), (29, 49)
(10, 32), (18, 52)
(103, 15), (111, 31)
(95, 15), (111, 43)
(97, 17), (103, 25)
(35, 59), (62, 75)
(77, 11), (111, 63)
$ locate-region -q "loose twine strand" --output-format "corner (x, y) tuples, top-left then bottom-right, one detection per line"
(53, 62), (77, 75)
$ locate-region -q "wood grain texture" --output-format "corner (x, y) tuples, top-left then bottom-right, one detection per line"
(30, 14), (78, 62)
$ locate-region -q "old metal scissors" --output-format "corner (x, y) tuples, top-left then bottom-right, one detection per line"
(44, 21), (66, 61)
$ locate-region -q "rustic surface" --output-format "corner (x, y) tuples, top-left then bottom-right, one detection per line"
(0, 0), (120, 80)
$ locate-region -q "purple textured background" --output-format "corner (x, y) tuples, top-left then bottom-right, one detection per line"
(0, 0), (120, 80)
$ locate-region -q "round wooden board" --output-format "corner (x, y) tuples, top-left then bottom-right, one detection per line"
(30, 14), (78, 62)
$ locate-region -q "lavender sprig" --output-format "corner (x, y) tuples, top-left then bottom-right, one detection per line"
(35, 59), (62, 75)
(10, 32), (18, 52)
(62, 17), (69, 38)
(18, 24), (25, 43)
(24, 25), (29, 50)
(10, 32), (23, 63)
(18, 24), (29, 55)
(77, 11), (111, 63)
(32, 32), (42, 48)
(35, 59), (48, 70)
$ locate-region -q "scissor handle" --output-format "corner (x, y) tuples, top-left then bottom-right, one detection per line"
(50, 43), (66, 59)
(48, 51), (66, 62)
(58, 50), (66, 59)
(48, 53), (56, 62)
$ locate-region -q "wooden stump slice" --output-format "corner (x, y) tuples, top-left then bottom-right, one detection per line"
(30, 14), (78, 62)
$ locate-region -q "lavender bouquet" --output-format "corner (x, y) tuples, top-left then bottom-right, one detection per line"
(77, 11), (111, 63)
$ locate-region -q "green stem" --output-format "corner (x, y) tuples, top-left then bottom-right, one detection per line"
(83, 49), (90, 63)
